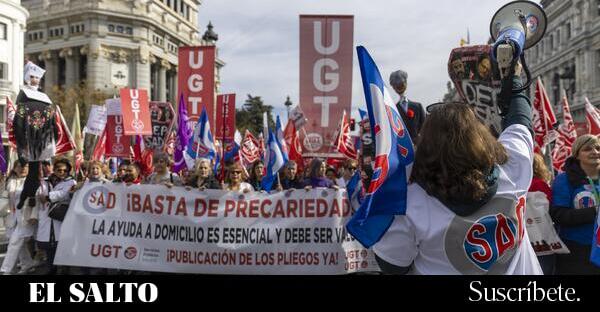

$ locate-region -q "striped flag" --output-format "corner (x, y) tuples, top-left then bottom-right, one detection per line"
(532, 77), (558, 151)
(552, 94), (577, 172)
(585, 97), (600, 135)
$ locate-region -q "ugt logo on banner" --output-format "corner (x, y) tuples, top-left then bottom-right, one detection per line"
(178, 46), (216, 125)
(120, 88), (152, 136)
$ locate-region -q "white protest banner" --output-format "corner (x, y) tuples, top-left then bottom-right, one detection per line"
(54, 183), (380, 274)
(85, 105), (107, 136)
(525, 192), (570, 256)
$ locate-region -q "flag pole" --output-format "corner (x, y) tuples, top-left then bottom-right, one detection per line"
(539, 77), (554, 176)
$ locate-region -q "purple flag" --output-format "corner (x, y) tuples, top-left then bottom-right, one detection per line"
(0, 132), (6, 175)
(172, 94), (192, 173)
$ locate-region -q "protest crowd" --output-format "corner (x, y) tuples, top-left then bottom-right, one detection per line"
(1, 2), (600, 276)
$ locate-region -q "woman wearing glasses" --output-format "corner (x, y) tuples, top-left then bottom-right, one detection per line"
(336, 159), (359, 187)
(224, 162), (253, 193)
(373, 62), (542, 274)
(35, 158), (76, 274)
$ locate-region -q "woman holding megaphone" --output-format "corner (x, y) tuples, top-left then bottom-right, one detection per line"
(373, 61), (543, 275)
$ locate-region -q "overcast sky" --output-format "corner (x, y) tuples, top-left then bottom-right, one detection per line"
(198, 0), (523, 121)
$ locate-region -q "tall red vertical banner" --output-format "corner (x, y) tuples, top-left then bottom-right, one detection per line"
(178, 46), (216, 126)
(105, 98), (131, 157)
(299, 15), (354, 156)
(216, 94), (236, 141)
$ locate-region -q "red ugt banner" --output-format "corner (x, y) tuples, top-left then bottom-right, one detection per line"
(299, 15), (354, 156)
(105, 98), (130, 157)
(120, 88), (152, 136)
(178, 46), (216, 126)
(215, 94), (236, 141)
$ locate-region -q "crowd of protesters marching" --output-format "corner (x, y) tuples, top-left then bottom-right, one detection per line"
(0, 150), (362, 275)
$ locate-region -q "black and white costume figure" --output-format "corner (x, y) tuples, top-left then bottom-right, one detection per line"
(15, 62), (58, 210)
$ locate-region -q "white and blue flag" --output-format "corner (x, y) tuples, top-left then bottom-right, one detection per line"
(346, 46), (415, 248)
(346, 170), (365, 210)
(261, 127), (287, 192)
(276, 115), (289, 157)
(184, 107), (216, 169)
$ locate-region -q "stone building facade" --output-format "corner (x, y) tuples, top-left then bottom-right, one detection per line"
(526, 0), (600, 123)
(22, 0), (223, 106)
(0, 0), (28, 134)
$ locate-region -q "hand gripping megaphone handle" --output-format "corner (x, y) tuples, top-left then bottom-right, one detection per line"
(497, 53), (531, 116)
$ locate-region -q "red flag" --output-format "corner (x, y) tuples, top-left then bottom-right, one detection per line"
(163, 130), (176, 155)
(334, 111), (358, 159)
(5, 96), (16, 148)
(75, 150), (84, 174)
(131, 135), (153, 177)
(283, 121), (304, 171)
(54, 106), (76, 155)
(585, 97), (600, 135)
(92, 129), (107, 161)
(240, 130), (261, 164)
(552, 95), (577, 172)
(532, 77), (557, 150)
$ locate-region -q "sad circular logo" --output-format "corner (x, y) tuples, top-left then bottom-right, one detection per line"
(124, 247), (137, 260)
(444, 196), (523, 274)
(82, 186), (114, 214)
(573, 190), (597, 209)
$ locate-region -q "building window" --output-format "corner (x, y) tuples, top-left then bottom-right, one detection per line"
(153, 34), (164, 46)
(168, 42), (178, 53)
(0, 23), (6, 40)
(0, 62), (7, 79)
(108, 24), (132, 35)
(566, 23), (571, 40)
(70, 23), (85, 34)
(597, 0), (600, 16)
(49, 27), (64, 38)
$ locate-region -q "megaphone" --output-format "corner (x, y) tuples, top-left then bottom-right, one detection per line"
(489, 0), (547, 79)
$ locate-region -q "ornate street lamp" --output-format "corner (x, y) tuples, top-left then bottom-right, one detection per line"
(284, 95), (292, 119)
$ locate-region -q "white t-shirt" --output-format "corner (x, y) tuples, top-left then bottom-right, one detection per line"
(373, 124), (542, 275)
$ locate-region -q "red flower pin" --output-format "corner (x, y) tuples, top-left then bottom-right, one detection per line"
(407, 108), (415, 119)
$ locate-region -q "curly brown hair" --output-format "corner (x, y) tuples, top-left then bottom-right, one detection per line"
(411, 103), (508, 203)
(532, 153), (552, 183)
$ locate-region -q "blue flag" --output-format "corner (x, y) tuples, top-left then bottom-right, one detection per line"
(591, 212), (600, 267)
(261, 128), (287, 192)
(346, 46), (415, 248)
(184, 107), (216, 169)
(358, 108), (368, 121)
(346, 170), (365, 208)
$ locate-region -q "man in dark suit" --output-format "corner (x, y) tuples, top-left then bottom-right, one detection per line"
(389, 70), (425, 143)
